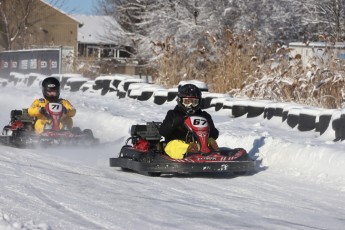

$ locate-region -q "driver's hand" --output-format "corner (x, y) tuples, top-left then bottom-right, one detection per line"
(39, 107), (50, 118)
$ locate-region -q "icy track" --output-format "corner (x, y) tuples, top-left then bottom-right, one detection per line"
(1, 86), (345, 230)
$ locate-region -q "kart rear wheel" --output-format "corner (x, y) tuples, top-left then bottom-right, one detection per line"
(146, 172), (161, 177)
(71, 127), (82, 135)
(83, 129), (94, 138)
(233, 171), (247, 176)
(121, 167), (132, 172)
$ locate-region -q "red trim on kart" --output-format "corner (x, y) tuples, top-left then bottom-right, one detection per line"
(11, 121), (23, 130)
(40, 130), (75, 138)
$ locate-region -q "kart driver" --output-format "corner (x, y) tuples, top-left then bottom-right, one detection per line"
(28, 77), (76, 134)
(159, 84), (219, 159)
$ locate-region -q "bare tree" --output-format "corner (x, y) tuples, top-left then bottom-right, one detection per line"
(297, 0), (345, 41)
(95, 0), (345, 60)
(96, 0), (242, 58)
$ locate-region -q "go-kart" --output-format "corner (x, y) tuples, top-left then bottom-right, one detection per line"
(109, 116), (255, 176)
(1, 102), (98, 148)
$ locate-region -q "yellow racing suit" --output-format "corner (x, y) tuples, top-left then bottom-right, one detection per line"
(28, 98), (76, 134)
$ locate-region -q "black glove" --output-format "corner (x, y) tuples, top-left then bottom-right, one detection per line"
(39, 107), (50, 118)
(62, 106), (67, 115)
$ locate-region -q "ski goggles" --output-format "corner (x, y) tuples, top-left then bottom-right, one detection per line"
(182, 97), (200, 108)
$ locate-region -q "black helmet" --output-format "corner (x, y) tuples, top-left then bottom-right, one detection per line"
(42, 77), (60, 102)
(177, 84), (202, 114)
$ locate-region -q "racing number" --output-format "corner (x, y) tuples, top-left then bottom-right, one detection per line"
(48, 103), (63, 113)
(193, 118), (207, 126)
(51, 104), (60, 110)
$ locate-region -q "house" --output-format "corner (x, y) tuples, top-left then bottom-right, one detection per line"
(73, 15), (131, 59)
(27, 1), (130, 59)
(0, 0), (135, 77)
(25, 0), (81, 53)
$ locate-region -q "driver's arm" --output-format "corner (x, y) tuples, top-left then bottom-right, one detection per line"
(61, 99), (76, 117)
(28, 99), (44, 118)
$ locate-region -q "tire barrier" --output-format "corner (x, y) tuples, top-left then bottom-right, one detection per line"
(222, 100), (233, 111)
(2, 73), (345, 141)
(231, 101), (248, 118)
(0, 78), (7, 87)
(246, 101), (270, 118)
(297, 108), (321, 132)
(264, 103), (284, 120)
(167, 89), (178, 102)
(263, 105), (275, 120)
(232, 105), (247, 117)
(201, 93), (226, 109)
(139, 91), (154, 101)
(286, 108), (300, 128)
(215, 102), (224, 112)
(127, 83), (149, 99)
(93, 77), (114, 96)
(202, 97), (214, 109)
(129, 84), (165, 101)
(210, 97), (232, 111)
(65, 78), (89, 92)
(153, 90), (168, 105)
(247, 106), (265, 118)
(319, 109), (335, 135)
(332, 110), (345, 141)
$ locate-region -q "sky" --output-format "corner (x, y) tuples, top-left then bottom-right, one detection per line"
(45, 0), (99, 15)
(0, 75), (345, 229)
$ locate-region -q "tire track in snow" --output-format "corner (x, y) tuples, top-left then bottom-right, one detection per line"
(23, 184), (110, 230)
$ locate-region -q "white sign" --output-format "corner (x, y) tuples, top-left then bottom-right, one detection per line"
(20, 60), (28, 69)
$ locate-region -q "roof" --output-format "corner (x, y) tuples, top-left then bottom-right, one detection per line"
(289, 42), (345, 49)
(41, 0), (81, 25)
(72, 15), (124, 45)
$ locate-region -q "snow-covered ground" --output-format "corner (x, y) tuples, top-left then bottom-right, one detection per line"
(1, 85), (345, 230)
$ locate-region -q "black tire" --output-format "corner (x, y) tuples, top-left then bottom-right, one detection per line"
(233, 171), (247, 176)
(2, 126), (11, 136)
(71, 127), (82, 135)
(121, 167), (132, 172)
(146, 172), (161, 177)
(82, 129), (94, 138)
